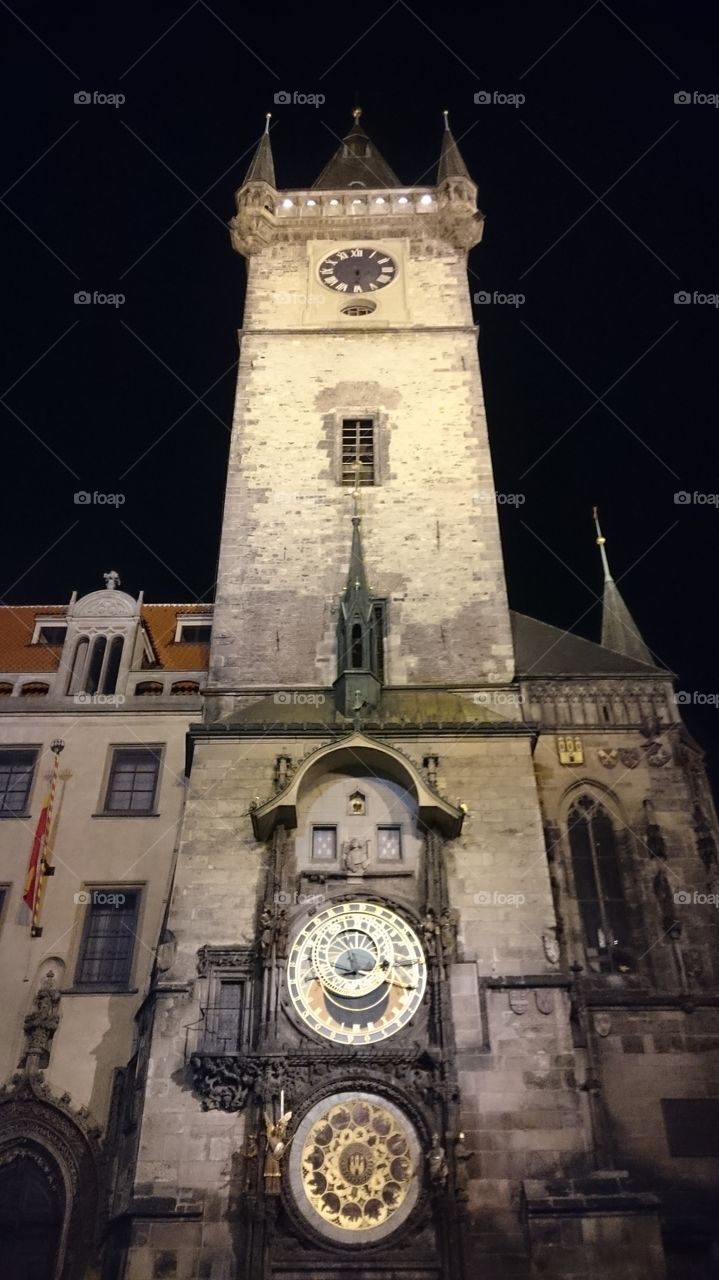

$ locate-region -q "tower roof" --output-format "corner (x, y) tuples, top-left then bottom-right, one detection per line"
(312, 108), (400, 190)
(242, 114), (276, 186)
(437, 111), (473, 183)
(341, 513), (373, 622)
(593, 509), (655, 667)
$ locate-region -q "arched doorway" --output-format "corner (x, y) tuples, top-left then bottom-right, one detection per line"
(0, 1154), (64, 1279)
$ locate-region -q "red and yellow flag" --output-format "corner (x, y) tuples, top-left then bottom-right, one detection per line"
(24, 749), (60, 936)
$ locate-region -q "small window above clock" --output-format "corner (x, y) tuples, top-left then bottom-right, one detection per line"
(342, 419), (375, 486)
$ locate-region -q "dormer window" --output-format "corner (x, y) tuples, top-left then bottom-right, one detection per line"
(31, 619), (67, 646)
(173, 615), (213, 644)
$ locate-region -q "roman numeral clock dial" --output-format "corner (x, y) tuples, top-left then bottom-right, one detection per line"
(318, 247), (397, 294)
(287, 902), (426, 1045)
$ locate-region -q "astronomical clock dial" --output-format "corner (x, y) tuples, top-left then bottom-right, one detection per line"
(287, 901), (426, 1045)
(318, 247), (397, 294)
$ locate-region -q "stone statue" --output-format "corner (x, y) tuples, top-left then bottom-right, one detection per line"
(263, 1110), (292, 1194)
(439, 908), (457, 961)
(21, 971), (60, 1069)
(343, 837), (370, 876)
(454, 1132), (474, 1195)
(427, 1132), (448, 1190)
(259, 908), (274, 961)
(275, 908), (289, 960)
(421, 908), (438, 959)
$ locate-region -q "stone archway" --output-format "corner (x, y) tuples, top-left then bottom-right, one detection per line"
(0, 1074), (102, 1280)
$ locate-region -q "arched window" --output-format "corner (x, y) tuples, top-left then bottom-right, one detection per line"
(170, 680), (200, 695)
(0, 682), (13, 696)
(101, 636), (123, 695)
(135, 680), (164, 697)
(84, 636), (106, 695)
(20, 683), (49, 697)
(568, 795), (633, 973)
(0, 1154), (64, 1279)
(66, 636), (89, 695)
(351, 623), (363, 668)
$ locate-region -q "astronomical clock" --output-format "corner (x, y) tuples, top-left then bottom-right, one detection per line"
(190, 762), (467, 1277)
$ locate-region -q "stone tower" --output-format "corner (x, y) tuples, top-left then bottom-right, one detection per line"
(118, 113), (719, 1280)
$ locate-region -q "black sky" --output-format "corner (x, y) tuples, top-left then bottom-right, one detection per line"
(1, 0), (718, 778)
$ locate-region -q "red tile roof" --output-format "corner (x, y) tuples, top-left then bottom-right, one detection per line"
(0, 603), (211, 674)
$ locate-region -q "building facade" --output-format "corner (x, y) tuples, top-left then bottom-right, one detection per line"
(1, 113), (718, 1280)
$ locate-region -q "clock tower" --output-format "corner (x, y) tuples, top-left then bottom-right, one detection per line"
(121, 111), (702, 1280)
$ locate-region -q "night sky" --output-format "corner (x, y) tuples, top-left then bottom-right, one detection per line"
(2, 1), (718, 778)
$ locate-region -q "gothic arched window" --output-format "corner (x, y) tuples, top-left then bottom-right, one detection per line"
(101, 635), (124, 695)
(567, 794), (633, 973)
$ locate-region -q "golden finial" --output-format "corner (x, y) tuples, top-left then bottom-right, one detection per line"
(264, 113), (271, 134)
(352, 105), (362, 122)
(593, 507), (612, 581)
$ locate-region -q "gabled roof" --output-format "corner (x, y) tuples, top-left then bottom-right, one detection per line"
(510, 610), (663, 677)
(312, 110), (400, 190)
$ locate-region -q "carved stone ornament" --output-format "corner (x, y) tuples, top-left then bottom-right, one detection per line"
(593, 1013), (612, 1038)
(342, 837), (370, 876)
(618, 748), (640, 769)
(645, 740), (671, 768)
(191, 1047), (454, 1114)
(535, 990), (555, 1016)
(427, 1133), (448, 1190)
(597, 748), (618, 769)
(20, 970), (61, 1068)
(542, 931), (561, 965)
(509, 991), (529, 1015)
(557, 735), (584, 765)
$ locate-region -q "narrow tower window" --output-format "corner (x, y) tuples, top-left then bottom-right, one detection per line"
(342, 419), (375, 485)
(351, 622), (364, 668)
(85, 636), (107, 695)
(102, 636), (124, 695)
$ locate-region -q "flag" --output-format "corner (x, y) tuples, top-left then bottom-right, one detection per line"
(24, 749), (61, 936)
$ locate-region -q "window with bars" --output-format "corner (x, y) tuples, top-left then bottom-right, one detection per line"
(104, 747), (161, 814)
(567, 795), (633, 973)
(377, 826), (402, 861)
(312, 826), (338, 862)
(74, 889), (140, 989)
(0, 749), (37, 816)
(341, 419), (375, 485)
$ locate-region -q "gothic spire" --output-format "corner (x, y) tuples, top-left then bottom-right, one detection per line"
(312, 107), (400, 190)
(593, 508), (653, 666)
(243, 114), (276, 186)
(437, 110), (473, 183)
(340, 511), (373, 630)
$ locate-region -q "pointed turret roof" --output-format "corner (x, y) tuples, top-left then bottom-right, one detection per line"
(312, 108), (400, 190)
(593, 509), (654, 666)
(243, 114), (276, 186)
(341, 513), (373, 622)
(437, 110), (473, 183)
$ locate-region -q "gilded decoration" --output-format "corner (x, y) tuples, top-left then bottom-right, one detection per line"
(300, 1097), (414, 1235)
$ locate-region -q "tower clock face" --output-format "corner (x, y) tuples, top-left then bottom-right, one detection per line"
(287, 901), (426, 1044)
(318, 247), (397, 294)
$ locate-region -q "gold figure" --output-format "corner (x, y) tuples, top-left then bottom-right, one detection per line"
(263, 1109), (292, 1195)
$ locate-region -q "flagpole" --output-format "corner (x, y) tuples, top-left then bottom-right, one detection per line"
(27, 740), (64, 938)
